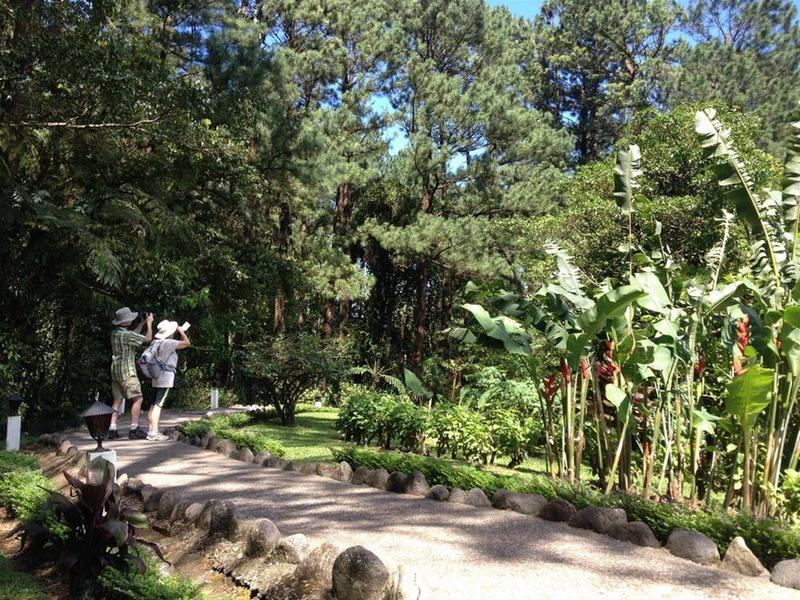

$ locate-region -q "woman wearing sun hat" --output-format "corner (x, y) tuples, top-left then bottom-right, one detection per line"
(145, 319), (191, 441)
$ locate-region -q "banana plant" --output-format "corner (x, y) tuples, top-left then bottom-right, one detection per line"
(695, 108), (800, 513)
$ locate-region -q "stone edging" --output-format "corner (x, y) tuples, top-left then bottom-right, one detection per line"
(38, 432), (420, 600)
(160, 425), (799, 592)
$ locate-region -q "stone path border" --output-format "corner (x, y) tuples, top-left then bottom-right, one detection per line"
(52, 415), (800, 599)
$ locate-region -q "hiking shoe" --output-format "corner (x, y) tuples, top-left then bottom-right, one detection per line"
(128, 428), (147, 440)
(146, 431), (169, 442)
(107, 429), (120, 440)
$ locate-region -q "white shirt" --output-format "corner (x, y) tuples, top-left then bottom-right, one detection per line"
(152, 339), (180, 388)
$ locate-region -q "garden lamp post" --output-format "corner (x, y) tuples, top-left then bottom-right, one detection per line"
(80, 400), (114, 451)
(80, 400), (118, 480)
(5, 394), (23, 451)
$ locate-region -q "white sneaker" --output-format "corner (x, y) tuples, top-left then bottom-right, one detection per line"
(146, 431), (169, 441)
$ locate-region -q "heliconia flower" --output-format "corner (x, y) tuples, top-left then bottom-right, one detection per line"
(736, 316), (750, 354)
(561, 358), (572, 383)
(693, 355), (706, 378)
(542, 372), (559, 400)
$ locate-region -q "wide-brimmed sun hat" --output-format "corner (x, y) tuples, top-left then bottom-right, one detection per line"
(112, 307), (138, 326)
(155, 319), (179, 340)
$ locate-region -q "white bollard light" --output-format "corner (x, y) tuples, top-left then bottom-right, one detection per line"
(5, 416), (21, 452)
(211, 388), (219, 411)
(119, 398), (126, 416)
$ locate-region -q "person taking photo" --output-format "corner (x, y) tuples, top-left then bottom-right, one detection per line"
(109, 307), (153, 440)
(145, 320), (191, 441)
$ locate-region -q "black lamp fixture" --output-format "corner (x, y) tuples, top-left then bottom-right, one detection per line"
(80, 401), (114, 451)
(8, 394), (23, 417)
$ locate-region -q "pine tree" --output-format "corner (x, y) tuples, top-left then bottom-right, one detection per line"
(535, 0), (680, 161)
(361, 0), (571, 371)
(666, 0), (800, 149)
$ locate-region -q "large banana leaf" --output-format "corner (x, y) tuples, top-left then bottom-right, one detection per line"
(613, 145), (642, 211)
(783, 121), (800, 260)
(695, 108), (783, 287)
(566, 285), (647, 362)
(725, 366), (775, 429)
(461, 303), (530, 355)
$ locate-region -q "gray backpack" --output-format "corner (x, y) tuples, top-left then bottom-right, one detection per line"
(137, 341), (174, 379)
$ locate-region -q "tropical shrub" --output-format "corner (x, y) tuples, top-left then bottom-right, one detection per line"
(10, 459), (159, 600)
(782, 470), (800, 523)
(336, 385), (427, 452)
(239, 335), (353, 425)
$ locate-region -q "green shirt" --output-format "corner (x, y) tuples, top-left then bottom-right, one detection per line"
(111, 327), (145, 382)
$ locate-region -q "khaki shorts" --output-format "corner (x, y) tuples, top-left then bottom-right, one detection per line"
(112, 375), (143, 402)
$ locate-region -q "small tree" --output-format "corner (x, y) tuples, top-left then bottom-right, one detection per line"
(240, 335), (352, 425)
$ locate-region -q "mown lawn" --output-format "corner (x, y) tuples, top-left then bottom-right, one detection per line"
(248, 408), (345, 462)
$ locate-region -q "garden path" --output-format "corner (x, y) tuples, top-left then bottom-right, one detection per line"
(65, 413), (799, 600)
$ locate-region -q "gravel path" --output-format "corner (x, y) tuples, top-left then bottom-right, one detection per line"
(65, 414), (798, 600)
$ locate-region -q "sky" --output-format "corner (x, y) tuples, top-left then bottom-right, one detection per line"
(487, 0), (542, 19)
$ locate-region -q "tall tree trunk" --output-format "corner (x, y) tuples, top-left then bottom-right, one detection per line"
(338, 295), (349, 340)
(274, 288), (286, 335)
(410, 260), (430, 373)
(322, 298), (335, 338)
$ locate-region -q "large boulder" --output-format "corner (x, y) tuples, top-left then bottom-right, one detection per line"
(215, 439), (238, 458)
(570, 506), (627, 534)
(283, 461), (300, 472)
(199, 499), (238, 539)
(406, 471), (430, 496)
(169, 499), (193, 524)
(141, 486), (163, 513)
(202, 433), (218, 449)
(332, 545), (390, 600)
(721, 536), (768, 577)
(275, 533), (309, 564)
(368, 468), (390, 490)
(332, 461), (354, 483)
(771, 559), (800, 590)
(666, 529), (720, 566)
(253, 451), (272, 465)
(300, 462), (320, 475)
(466, 488), (492, 508)
(125, 478), (144, 499)
(265, 457), (289, 469)
(316, 463), (338, 478)
(427, 485), (450, 501)
(245, 518), (282, 557)
(156, 491), (181, 521)
(538, 498), (577, 522)
(448, 488), (468, 504)
(352, 466), (372, 485)
(236, 447), (255, 464)
(492, 490), (547, 515)
(608, 521), (660, 548)
(386, 471), (410, 494)
(184, 502), (204, 525)
(294, 542), (340, 591)
(56, 439), (73, 457)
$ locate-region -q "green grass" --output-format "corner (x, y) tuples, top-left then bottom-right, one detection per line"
(244, 408), (344, 462)
(0, 555), (47, 600)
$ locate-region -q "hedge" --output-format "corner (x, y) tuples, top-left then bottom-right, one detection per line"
(331, 445), (800, 568)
